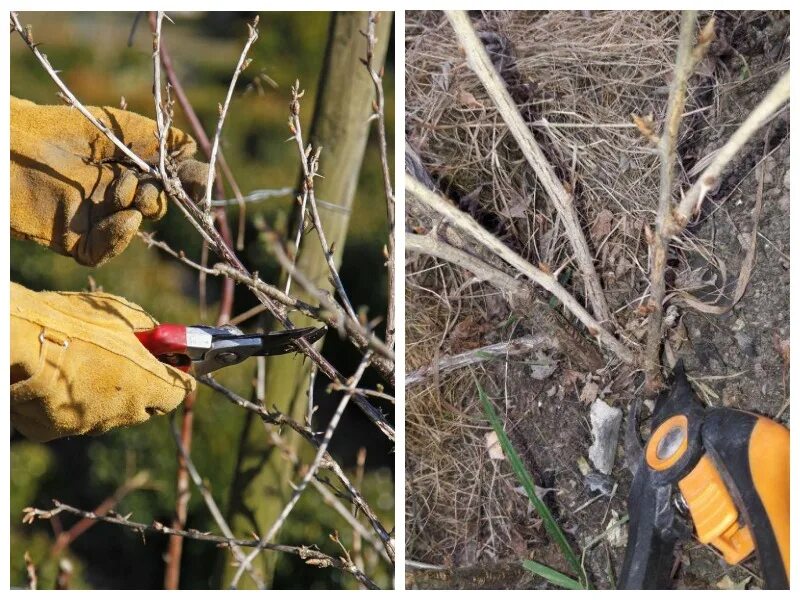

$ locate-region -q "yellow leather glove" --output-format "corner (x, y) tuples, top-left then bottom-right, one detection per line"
(10, 282), (195, 442)
(10, 96), (209, 266)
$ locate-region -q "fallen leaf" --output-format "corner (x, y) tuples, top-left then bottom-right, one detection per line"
(562, 369), (582, 388)
(632, 113), (659, 144)
(590, 209), (614, 244)
(773, 333), (789, 366)
(580, 381), (600, 405)
(458, 90), (484, 110)
(448, 315), (490, 351)
(501, 197), (529, 219)
(509, 527), (527, 556)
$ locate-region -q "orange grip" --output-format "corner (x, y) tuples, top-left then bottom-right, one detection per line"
(678, 455), (754, 564)
(748, 417), (790, 579)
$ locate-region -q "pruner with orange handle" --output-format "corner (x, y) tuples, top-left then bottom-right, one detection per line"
(620, 360), (789, 589)
(135, 323), (326, 376)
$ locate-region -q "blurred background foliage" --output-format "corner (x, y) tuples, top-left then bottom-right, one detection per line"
(10, 11), (394, 589)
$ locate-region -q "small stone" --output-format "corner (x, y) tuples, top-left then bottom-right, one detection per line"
(529, 355), (557, 380)
(485, 431), (505, 460)
(588, 399), (623, 475)
(734, 331), (757, 358)
(722, 385), (737, 407)
(607, 510), (628, 548)
(584, 471), (614, 496)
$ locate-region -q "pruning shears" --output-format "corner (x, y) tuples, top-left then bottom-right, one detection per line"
(620, 361), (789, 589)
(135, 323), (326, 376)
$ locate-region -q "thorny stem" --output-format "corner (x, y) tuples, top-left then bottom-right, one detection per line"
(216, 260), (395, 390)
(644, 11), (702, 391)
(230, 354), (374, 588)
(208, 264), (397, 437)
(22, 500), (378, 590)
(137, 232), (218, 274)
(260, 228), (395, 364)
(147, 10), (247, 257)
(51, 471), (151, 556)
(169, 416), (263, 588)
(289, 82), (359, 323)
(138, 228), (395, 387)
(204, 16), (259, 213)
(445, 10), (613, 326)
(363, 12), (395, 351)
(263, 428), (390, 561)
(670, 69), (790, 233)
(407, 174), (635, 364)
(199, 376), (395, 565)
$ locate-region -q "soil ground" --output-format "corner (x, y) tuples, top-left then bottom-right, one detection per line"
(405, 10), (789, 590)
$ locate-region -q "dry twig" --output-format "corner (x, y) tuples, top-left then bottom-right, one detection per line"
(445, 10), (612, 325)
(203, 16), (259, 213)
(22, 500), (378, 590)
(407, 174), (635, 364)
(199, 376), (395, 564)
(644, 11), (706, 389)
(230, 354), (375, 587)
(363, 11), (396, 350)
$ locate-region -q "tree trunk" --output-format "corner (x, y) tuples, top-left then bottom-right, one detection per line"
(221, 11), (392, 589)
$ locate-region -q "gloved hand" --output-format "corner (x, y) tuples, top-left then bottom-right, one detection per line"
(10, 96), (209, 266)
(10, 282), (195, 442)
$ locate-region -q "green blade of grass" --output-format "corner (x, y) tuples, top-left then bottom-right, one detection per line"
(477, 381), (587, 587)
(522, 560), (583, 590)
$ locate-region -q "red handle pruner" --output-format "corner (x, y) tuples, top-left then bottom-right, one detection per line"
(135, 324), (326, 375)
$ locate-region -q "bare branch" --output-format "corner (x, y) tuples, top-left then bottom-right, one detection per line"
(670, 69), (789, 233)
(22, 500), (378, 590)
(406, 174), (635, 364)
(445, 10), (612, 325)
(289, 82), (359, 322)
(407, 334), (555, 386)
(169, 415), (264, 588)
(213, 260), (395, 384)
(363, 12), (396, 350)
(10, 13), (154, 174)
(264, 429), (390, 561)
(644, 10), (703, 389)
(406, 231), (605, 371)
(204, 16), (259, 213)
(230, 354), (374, 587)
(199, 376), (395, 564)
